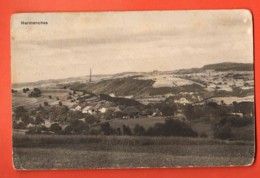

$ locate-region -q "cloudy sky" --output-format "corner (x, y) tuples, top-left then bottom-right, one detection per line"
(11, 10), (253, 83)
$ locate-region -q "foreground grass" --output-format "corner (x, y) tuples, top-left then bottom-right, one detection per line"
(13, 134), (255, 169)
(13, 134), (254, 147)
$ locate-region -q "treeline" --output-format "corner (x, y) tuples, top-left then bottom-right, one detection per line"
(182, 101), (254, 121)
(92, 118), (198, 137)
(100, 94), (143, 107)
(23, 117), (198, 138)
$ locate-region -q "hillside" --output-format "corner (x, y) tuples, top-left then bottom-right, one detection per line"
(174, 62), (253, 74)
(202, 62), (253, 71)
(69, 77), (155, 96)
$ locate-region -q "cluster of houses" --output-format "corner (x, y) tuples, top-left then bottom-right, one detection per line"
(179, 70), (254, 92)
(70, 96), (122, 115)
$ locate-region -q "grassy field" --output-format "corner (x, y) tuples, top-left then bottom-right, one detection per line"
(13, 134), (255, 170)
(12, 89), (70, 109)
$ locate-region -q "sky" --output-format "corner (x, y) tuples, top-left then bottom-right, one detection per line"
(11, 10), (253, 83)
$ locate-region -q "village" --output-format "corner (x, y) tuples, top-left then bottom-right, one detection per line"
(12, 63), (255, 140)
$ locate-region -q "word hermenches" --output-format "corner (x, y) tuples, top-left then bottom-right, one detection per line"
(21, 21), (48, 25)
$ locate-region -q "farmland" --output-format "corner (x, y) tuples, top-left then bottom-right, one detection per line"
(12, 88), (70, 109)
(13, 134), (254, 169)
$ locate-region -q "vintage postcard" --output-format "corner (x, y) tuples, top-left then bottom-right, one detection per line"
(11, 10), (255, 170)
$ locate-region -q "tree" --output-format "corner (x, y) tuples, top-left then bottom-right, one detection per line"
(123, 106), (139, 118)
(58, 101), (63, 106)
(122, 125), (132, 135)
(146, 118), (197, 137)
(101, 122), (111, 135)
(85, 114), (96, 124)
(23, 88), (29, 93)
(35, 116), (44, 125)
(11, 89), (18, 93)
(183, 104), (194, 120)
(69, 119), (87, 134)
(116, 127), (122, 135)
(13, 121), (26, 129)
(63, 125), (73, 134)
(50, 123), (62, 134)
(44, 101), (49, 106)
(28, 88), (41, 97)
(103, 110), (113, 120)
(160, 104), (176, 116)
(133, 124), (146, 136)
(14, 106), (32, 125)
(14, 106), (28, 119)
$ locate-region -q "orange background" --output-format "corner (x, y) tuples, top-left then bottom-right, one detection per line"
(0, 0), (259, 178)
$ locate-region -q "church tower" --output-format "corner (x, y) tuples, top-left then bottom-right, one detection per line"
(89, 68), (92, 83)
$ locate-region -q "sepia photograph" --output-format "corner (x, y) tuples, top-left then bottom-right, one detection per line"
(11, 10), (255, 170)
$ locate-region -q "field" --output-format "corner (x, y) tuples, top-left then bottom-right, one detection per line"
(211, 96), (255, 105)
(137, 75), (196, 88)
(12, 89), (71, 109)
(13, 134), (254, 169)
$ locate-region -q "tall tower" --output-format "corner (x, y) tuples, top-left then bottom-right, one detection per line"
(89, 68), (92, 82)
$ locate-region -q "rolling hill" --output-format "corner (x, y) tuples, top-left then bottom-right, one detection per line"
(174, 62), (253, 74)
(69, 77), (155, 96)
(202, 62), (253, 71)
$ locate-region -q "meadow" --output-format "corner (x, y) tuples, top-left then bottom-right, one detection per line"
(12, 89), (70, 109)
(13, 134), (254, 169)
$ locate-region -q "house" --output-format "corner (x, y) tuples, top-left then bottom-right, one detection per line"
(82, 105), (94, 114)
(79, 118), (86, 122)
(93, 103), (102, 111)
(75, 105), (82, 111)
(70, 104), (79, 111)
(99, 107), (107, 113)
